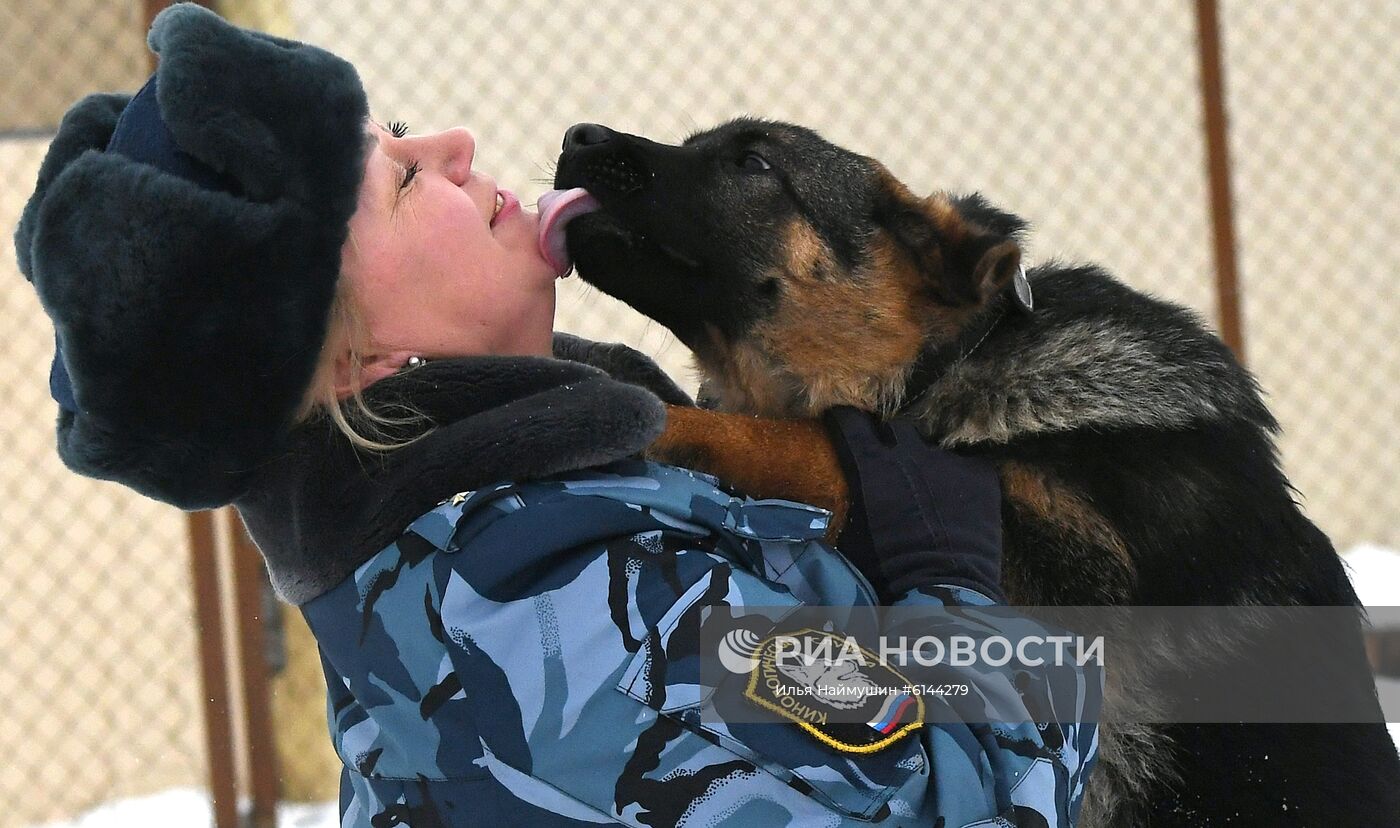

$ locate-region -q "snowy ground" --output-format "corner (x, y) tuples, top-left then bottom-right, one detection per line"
(1342, 544), (1400, 607)
(1341, 544), (1400, 749)
(30, 789), (336, 827)
(30, 546), (1400, 826)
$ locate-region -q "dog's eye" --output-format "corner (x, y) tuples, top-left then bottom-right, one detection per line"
(737, 151), (773, 172)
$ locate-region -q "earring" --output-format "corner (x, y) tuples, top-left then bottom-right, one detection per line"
(403, 356), (428, 371)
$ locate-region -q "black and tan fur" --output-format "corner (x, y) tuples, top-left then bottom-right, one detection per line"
(554, 118), (1400, 826)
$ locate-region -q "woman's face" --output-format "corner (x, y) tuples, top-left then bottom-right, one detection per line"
(334, 120), (557, 394)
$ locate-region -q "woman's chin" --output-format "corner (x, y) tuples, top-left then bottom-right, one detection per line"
(513, 249), (562, 286)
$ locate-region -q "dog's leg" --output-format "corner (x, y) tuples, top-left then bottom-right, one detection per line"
(649, 405), (849, 539)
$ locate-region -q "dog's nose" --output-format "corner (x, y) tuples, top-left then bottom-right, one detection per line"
(563, 123), (614, 151)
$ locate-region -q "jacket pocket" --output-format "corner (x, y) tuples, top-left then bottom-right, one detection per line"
(615, 570), (927, 820)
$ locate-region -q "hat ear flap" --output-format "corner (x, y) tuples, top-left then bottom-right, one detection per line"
(14, 92), (131, 281)
(28, 147), (335, 511)
(147, 3), (367, 206)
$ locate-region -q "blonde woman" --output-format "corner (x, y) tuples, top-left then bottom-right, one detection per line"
(16, 5), (1099, 826)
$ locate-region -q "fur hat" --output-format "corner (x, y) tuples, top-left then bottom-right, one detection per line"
(14, 4), (369, 509)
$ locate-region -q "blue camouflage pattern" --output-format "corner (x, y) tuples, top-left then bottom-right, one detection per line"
(301, 459), (1101, 826)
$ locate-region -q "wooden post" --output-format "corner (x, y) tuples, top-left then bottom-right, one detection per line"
(1194, 0), (1247, 362)
(185, 510), (240, 828)
(229, 512), (282, 828)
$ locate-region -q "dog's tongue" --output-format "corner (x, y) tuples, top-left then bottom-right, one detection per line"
(538, 188), (602, 276)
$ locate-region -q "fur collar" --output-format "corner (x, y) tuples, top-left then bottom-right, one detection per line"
(236, 334), (691, 604)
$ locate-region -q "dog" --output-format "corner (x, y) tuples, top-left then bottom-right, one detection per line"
(553, 118), (1400, 826)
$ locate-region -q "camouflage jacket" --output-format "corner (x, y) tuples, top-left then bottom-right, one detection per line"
(301, 460), (1100, 827)
(241, 337), (1100, 827)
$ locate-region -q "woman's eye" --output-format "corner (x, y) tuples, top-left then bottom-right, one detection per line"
(386, 120), (410, 138)
(738, 151), (772, 172)
(399, 160), (420, 191)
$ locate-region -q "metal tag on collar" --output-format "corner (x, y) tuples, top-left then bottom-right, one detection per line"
(1011, 264), (1034, 314)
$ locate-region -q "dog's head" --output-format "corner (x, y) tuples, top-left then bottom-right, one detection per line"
(554, 118), (1027, 416)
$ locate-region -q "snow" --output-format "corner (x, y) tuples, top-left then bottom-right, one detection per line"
(1342, 544), (1400, 750)
(28, 789), (337, 828)
(1378, 677), (1400, 751)
(1341, 544), (1400, 607)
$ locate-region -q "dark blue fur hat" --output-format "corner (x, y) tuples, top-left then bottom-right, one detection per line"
(14, 4), (369, 509)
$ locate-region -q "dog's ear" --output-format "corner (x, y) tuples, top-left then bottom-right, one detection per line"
(949, 193), (1029, 305)
(872, 168), (1025, 307)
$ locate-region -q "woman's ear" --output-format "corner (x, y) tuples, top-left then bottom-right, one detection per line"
(332, 348), (413, 399)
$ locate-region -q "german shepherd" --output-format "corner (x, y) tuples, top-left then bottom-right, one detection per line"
(553, 118), (1400, 826)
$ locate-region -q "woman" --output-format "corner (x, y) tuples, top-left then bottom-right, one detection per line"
(16, 5), (1099, 826)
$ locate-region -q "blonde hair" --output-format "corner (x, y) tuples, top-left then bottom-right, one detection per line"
(298, 272), (431, 452)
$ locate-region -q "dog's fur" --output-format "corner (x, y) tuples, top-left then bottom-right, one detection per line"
(555, 118), (1400, 826)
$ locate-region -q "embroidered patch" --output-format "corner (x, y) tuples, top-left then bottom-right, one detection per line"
(741, 628), (924, 753)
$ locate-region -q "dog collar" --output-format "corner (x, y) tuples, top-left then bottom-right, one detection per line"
(898, 267), (1033, 412)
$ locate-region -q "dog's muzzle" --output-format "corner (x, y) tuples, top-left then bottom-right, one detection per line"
(559, 123), (651, 196)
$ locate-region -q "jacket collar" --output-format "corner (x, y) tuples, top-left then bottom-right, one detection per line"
(236, 334), (688, 604)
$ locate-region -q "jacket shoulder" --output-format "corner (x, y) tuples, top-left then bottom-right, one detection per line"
(406, 459), (833, 555)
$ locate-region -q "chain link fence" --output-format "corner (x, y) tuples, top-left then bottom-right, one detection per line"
(1224, 1), (1400, 547)
(1, 0), (1395, 824)
(0, 2), (208, 826)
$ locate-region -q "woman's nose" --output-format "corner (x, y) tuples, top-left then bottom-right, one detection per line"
(433, 127), (475, 187)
